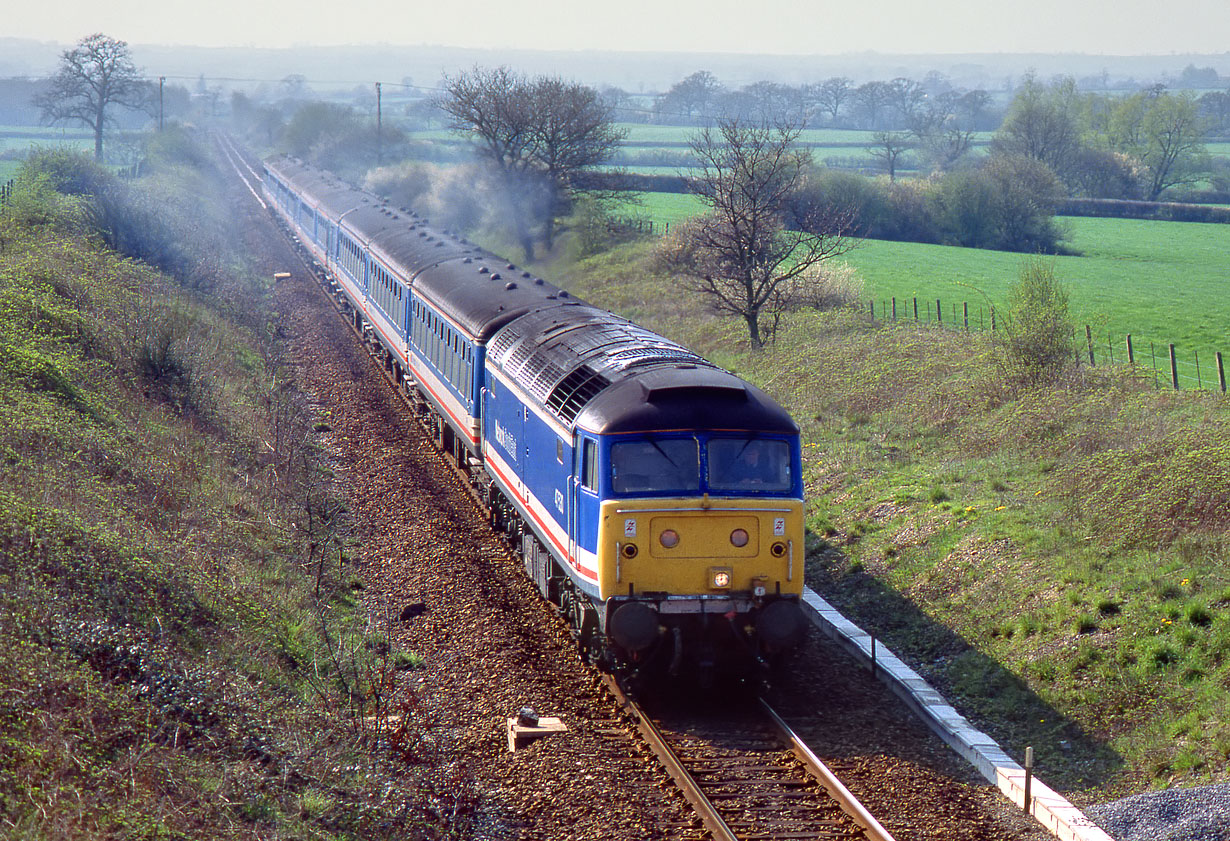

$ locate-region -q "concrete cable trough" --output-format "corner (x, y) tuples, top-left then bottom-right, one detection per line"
(801, 588), (1114, 841)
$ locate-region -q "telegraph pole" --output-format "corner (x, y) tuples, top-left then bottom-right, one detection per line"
(159, 76), (165, 130)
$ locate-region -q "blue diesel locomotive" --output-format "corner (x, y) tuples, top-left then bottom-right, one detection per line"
(262, 157), (807, 680)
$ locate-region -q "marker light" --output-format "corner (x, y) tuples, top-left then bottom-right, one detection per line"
(622, 543), (638, 559)
(660, 529), (680, 548)
(730, 528), (749, 548)
(710, 567), (733, 589)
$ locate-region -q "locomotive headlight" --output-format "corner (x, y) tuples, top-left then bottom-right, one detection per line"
(730, 528), (750, 548)
(770, 541), (787, 558)
(710, 567), (733, 589)
(621, 543), (638, 559)
(659, 529), (680, 549)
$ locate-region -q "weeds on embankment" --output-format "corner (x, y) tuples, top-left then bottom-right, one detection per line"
(0, 140), (449, 838)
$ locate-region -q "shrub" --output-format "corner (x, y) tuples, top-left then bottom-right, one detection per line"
(1000, 259), (1075, 385)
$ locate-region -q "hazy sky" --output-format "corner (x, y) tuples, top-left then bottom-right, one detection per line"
(8, 0), (1230, 56)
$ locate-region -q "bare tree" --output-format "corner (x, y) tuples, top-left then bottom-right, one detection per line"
(887, 77), (926, 126)
(656, 70), (724, 123)
(439, 67), (625, 259)
(870, 131), (913, 181)
(35, 33), (152, 161)
(663, 118), (858, 348)
(809, 77), (852, 126)
(853, 81), (893, 130)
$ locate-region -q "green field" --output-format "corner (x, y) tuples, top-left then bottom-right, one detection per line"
(615, 192), (1230, 382)
(845, 217), (1230, 366)
(616, 190), (704, 222)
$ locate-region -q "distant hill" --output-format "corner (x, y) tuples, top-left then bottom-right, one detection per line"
(2, 36), (1228, 95)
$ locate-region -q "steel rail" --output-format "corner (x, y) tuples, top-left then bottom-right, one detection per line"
(601, 675), (740, 841)
(759, 698), (898, 841)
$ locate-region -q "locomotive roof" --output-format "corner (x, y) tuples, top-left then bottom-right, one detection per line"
(265, 156), (571, 339)
(487, 305), (798, 436)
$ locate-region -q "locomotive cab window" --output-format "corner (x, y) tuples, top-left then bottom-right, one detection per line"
(707, 438), (791, 493)
(611, 438), (700, 495)
(581, 439), (598, 491)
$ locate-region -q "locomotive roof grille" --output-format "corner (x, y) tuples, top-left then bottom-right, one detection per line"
(547, 366), (612, 424)
(527, 359), (567, 402)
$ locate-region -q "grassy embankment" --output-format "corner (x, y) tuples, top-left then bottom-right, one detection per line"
(538, 224), (1230, 800)
(0, 137), (446, 838)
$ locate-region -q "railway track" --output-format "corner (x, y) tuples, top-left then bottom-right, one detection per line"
(603, 675), (895, 841)
(218, 134), (1058, 841)
(219, 133), (888, 840)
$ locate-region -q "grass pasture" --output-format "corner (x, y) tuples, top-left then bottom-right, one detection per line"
(845, 217), (1230, 381)
(614, 192), (1230, 381)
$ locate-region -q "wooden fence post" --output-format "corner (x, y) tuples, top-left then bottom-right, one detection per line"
(990, 307), (996, 331)
(1196, 351), (1202, 389)
(963, 302), (969, 331)
(913, 297), (918, 320)
(1170, 344), (1179, 390)
(936, 298), (942, 325)
(1126, 334), (1134, 365)
(1151, 342), (1159, 387)
(1217, 351), (1226, 393)
(869, 300), (875, 321)
(1086, 325), (1095, 365)
(892, 297), (897, 320)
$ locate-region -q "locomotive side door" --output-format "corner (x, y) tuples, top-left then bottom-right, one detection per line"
(571, 435), (602, 586)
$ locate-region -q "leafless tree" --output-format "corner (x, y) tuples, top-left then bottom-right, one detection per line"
(34, 33), (152, 161)
(656, 70), (724, 123)
(887, 77), (926, 126)
(662, 118), (858, 348)
(809, 77), (852, 126)
(853, 81), (893, 130)
(439, 66), (625, 259)
(870, 131), (913, 181)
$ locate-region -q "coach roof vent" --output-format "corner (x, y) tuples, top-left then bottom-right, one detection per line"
(547, 365), (612, 424)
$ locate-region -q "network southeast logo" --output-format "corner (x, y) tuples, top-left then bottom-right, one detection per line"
(494, 419), (518, 461)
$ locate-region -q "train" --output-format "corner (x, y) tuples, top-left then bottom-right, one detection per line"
(261, 156), (807, 682)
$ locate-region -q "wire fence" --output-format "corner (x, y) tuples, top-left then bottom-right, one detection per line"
(869, 295), (1228, 393)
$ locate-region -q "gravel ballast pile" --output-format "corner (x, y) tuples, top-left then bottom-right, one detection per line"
(1089, 783), (1230, 841)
